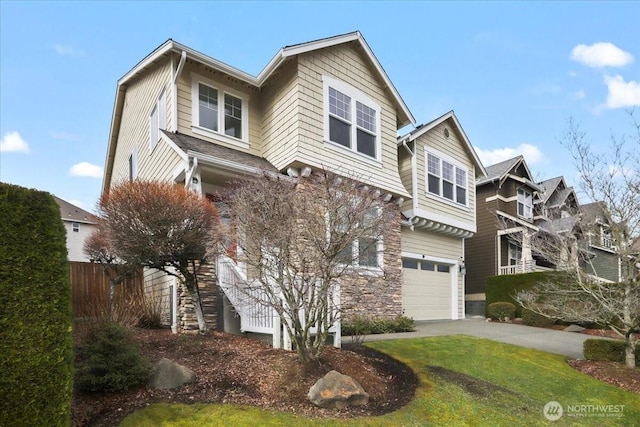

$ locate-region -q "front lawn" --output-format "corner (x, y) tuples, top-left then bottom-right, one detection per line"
(122, 336), (639, 426)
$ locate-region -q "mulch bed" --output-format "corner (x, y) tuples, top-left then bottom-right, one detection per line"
(71, 329), (418, 426)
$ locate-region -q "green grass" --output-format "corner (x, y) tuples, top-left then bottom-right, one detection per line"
(121, 336), (640, 426)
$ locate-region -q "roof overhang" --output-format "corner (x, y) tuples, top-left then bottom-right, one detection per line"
(397, 110), (487, 178)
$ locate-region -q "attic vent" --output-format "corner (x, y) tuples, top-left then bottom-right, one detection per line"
(443, 128), (450, 138)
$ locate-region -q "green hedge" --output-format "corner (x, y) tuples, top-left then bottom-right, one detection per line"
(342, 315), (415, 336)
(485, 272), (568, 318)
(583, 339), (640, 364)
(0, 183), (73, 427)
(521, 308), (555, 327)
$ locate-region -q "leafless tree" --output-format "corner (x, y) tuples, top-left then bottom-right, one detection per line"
(225, 170), (396, 362)
(97, 180), (224, 334)
(515, 111), (640, 367)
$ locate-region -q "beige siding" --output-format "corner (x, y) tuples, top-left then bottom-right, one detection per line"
(111, 60), (175, 187)
(402, 227), (465, 318)
(294, 44), (409, 197)
(261, 59), (300, 168)
(143, 268), (175, 326)
(63, 221), (96, 262)
(414, 120), (476, 226)
(175, 61), (263, 157)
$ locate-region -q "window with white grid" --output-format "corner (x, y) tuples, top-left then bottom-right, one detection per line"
(323, 76), (381, 161)
(426, 150), (468, 206)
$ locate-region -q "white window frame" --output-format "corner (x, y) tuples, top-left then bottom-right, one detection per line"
(329, 204), (384, 275)
(508, 242), (522, 266)
(149, 89), (166, 153)
(322, 75), (382, 164)
(425, 148), (469, 208)
(517, 189), (533, 219)
(191, 72), (249, 149)
(72, 222), (80, 233)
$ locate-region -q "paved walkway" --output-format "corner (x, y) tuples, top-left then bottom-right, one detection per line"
(347, 318), (593, 359)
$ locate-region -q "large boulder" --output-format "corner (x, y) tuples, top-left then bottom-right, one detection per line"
(147, 358), (196, 390)
(308, 370), (369, 409)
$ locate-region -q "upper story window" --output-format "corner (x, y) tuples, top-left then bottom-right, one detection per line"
(72, 222), (80, 233)
(149, 89), (166, 153)
(191, 73), (249, 149)
(426, 150), (468, 206)
(517, 189), (533, 219)
(323, 76), (381, 162)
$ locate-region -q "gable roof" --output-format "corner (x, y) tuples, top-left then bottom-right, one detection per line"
(476, 155), (540, 192)
(54, 196), (97, 224)
(397, 110), (487, 177)
(104, 31), (415, 194)
(537, 176), (565, 204)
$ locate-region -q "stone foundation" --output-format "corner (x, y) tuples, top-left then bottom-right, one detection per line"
(177, 263), (218, 333)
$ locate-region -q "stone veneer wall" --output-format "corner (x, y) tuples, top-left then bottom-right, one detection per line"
(339, 204), (403, 321)
(177, 263), (218, 333)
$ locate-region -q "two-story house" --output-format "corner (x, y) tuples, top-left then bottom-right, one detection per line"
(464, 155), (542, 314)
(54, 196), (97, 262)
(580, 202), (623, 283)
(102, 32), (484, 336)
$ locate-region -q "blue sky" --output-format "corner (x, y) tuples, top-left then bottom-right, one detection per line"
(1, 1), (639, 211)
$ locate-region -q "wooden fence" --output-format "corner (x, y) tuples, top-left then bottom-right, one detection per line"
(69, 261), (144, 317)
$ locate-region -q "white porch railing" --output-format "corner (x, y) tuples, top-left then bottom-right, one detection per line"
(216, 255), (341, 350)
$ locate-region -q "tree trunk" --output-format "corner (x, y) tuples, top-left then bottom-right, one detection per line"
(625, 331), (636, 368)
(185, 275), (207, 334)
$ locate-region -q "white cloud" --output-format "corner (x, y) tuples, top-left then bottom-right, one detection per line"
(69, 162), (103, 178)
(474, 143), (544, 167)
(0, 131), (30, 153)
(53, 44), (84, 56)
(603, 75), (640, 109)
(570, 42), (633, 68)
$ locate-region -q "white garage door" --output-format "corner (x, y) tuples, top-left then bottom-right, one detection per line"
(402, 258), (453, 320)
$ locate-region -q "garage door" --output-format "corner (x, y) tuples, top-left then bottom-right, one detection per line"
(402, 258), (453, 320)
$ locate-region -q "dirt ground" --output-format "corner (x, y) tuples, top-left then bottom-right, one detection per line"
(71, 327), (638, 426)
(71, 329), (418, 426)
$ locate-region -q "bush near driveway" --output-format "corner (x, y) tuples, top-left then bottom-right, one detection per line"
(0, 183), (73, 427)
(584, 339), (640, 364)
(486, 302), (516, 320)
(485, 272), (568, 317)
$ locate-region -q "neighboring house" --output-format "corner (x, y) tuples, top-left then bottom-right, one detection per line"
(54, 196), (97, 262)
(101, 32), (482, 337)
(580, 202), (623, 283)
(464, 156), (543, 314)
(397, 111), (486, 320)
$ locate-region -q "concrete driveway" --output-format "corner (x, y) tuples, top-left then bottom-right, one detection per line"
(349, 318), (593, 359)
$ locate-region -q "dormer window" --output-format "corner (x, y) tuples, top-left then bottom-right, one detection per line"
(191, 73), (249, 149)
(323, 76), (381, 162)
(517, 189), (533, 219)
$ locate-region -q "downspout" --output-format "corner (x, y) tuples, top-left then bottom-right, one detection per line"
(172, 50), (187, 132)
(402, 139), (416, 231)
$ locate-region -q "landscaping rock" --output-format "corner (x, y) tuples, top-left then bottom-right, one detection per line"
(308, 370), (369, 409)
(147, 357), (196, 390)
(564, 324), (585, 333)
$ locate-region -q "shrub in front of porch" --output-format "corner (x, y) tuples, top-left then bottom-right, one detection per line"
(487, 302), (516, 321)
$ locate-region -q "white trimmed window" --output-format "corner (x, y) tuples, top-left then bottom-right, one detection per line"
(334, 206), (384, 272)
(323, 76), (381, 161)
(191, 73), (249, 148)
(508, 243), (522, 266)
(149, 89), (166, 152)
(426, 150), (468, 206)
(517, 189), (533, 219)
(72, 223), (80, 233)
